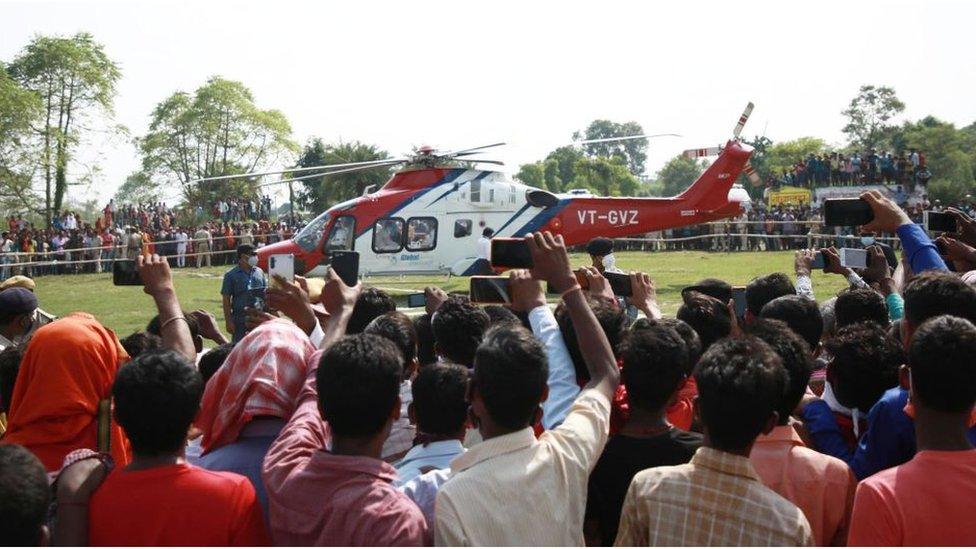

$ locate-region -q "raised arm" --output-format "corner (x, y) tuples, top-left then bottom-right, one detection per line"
(139, 254), (196, 361)
(861, 190), (947, 273)
(318, 267), (361, 350)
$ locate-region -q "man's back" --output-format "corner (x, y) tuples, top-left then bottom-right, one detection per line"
(89, 463), (268, 546)
(615, 447), (813, 546)
(848, 449), (976, 546)
(435, 388), (610, 546)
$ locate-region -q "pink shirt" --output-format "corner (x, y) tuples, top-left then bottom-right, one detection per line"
(848, 449), (976, 546)
(261, 352), (428, 546)
(750, 425), (856, 546)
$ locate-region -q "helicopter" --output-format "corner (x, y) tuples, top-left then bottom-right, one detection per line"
(195, 103), (761, 277)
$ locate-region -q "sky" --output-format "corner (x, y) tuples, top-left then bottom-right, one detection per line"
(3, 0), (975, 206)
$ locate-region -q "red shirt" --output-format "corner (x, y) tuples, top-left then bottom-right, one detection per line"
(89, 463), (269, 546)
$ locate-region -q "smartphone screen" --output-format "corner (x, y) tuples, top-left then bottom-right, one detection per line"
(839, 248), (869, 269)
(490, 238), (533, 269)
(470, 276), (511, 304)
(112, 260), (143, 286)
(811, 251), (825, 270)
(823, 198), (874, 227)
(330, 251), (360, 287)
(407, 293), (426, 308)
(605, 272), (633, 297)
(924, 211), (957, 233)
(732, 286), (747, 318)
(269, 254), (295, 289)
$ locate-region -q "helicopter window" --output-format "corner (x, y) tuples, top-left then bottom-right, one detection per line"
(489, 188), (495, 203)
(372, 218), (404, 253)
(454, 219), (472, 238)
(406, 217), (438, 252)
(325, 215), (356, 252)
(294, 211), (331, 253)
(470, 180), (481, 202)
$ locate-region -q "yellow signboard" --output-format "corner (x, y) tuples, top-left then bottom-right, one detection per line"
(768, 186), (812, 206)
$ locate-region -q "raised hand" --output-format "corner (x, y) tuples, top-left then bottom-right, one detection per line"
(860, 190), (912, 234)
(526, 232), (576, 293)
(425, 286), (449, 315)
(627, 271), (661, 319)
(509, 269), (546, 312)
(266, 274), (316, 335)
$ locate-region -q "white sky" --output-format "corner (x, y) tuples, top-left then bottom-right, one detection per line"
(3, 0), (975, 206)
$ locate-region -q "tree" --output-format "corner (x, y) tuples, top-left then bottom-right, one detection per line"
(514, 162), (545, 190)
(0, 63), (43, 214)
(293, 139), (392, 212)
(842, 85), (905, 150)
(7, 33), (121, 225)
(763, 137), (827, 180)
(515, 145), (584, 193)
(653, 154), (708, 197)
(570, 156), (640, 196)
(139, 76), (298, 202)
(574, 120), (648, 176)
(900, 117), (975, 187)
(114, 171), (162, 204)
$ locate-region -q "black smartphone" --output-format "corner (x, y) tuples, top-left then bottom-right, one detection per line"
(407, 292), (426, 308)
(112, 260), (143, 286)
(811, 251), (825, 270)
(604, 272), (633, 297)
(470, 276), (511, 304)
(490, 238), (533, 269)
(732, 285), (747, 318)
(936, 239), (948, 255)
(330, 250), (360, 287)
(823, 198), (874, 226)
(925, 211), (957, 233)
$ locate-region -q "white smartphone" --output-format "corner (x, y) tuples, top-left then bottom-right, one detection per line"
(269, 253), (295, 288)
(839, 248), (868, 269)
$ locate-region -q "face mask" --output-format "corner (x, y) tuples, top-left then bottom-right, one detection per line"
(602, 253), (616, 270)
(247, 255), (258, 267)
(860, 236), (876, 247)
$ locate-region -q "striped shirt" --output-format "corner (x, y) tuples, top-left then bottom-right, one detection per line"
(615, 446), (814, 546)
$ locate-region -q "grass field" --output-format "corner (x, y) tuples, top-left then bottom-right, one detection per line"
(31, 251), (850, 337)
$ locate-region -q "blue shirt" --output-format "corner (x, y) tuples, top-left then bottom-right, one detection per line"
(221, 265), (266, 317)
(897, 223), (947, 273)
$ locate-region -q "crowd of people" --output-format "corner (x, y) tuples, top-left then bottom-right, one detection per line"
(2, 189), (976, 546)
(775, 149), (931, 190)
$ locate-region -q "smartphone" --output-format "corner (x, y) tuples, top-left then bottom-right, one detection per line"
(407, 293), (427, 308)
(249, 287), (267, 313)
(604, 272), (633, 297)
(823, 198), (874, 227)
(330, 251), (360, 287)
(839, 248), (869, 269)
(490, 238), (533, 269)
(924, 211), (957, 233)
(732, 286), (747, 318)
(268, 254), (295, 289)
(811, 251), (825, 270)
(112, 260), (143, 286)
(470, 276), (512, 304)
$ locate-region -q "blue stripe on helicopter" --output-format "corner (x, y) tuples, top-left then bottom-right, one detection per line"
(423, 170), (492, 207)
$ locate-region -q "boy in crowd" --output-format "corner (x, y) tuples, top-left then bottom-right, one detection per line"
(615, 337), (813, 546)
(585, 323), (701, 546)
(0, 444), (50, 546)
(744, 272), (796, 325)
(848, 316), (976, 545)
(431, 296), (490, 368)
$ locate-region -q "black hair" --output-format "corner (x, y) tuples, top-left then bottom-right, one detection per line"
(412, 313), (436, 368)
(146, 312), (200, 340)
(909, 315), (976, 413)
(620, 324), (689, 412)
(904, 271), (976, 327)
(113, 350), (203, 456)
(412, 362), (469, 437)
(483, 305), (521, 327)
(347, 287), (397, 335)
(236, 244), (255, 258)
(120, 331), (163, 361)
(835, 288), (888, 328)
(473, 325), (548, 431)
(0, 444), (50, 546)
(198, 343), (234, 385)
(0, 347), (22, 414)
(676, 291), (731, 351)
(365, 311), (418, 374)
(826, 322), (904, 412)
(760, 294), (824, 350)
(694, 336), (785, 452)
(482, 228), (494, 238)
(747, 318), (813, 425)
(632, 318), (702, 374)
(555, 296), (627, 382)
(432, 296), (491, 368)
(745, 273), (796, 317)
(316, 334), (403, 438)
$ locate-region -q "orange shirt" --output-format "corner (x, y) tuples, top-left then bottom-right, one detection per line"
(848, 449), (976, 546)
(89, 463), (269, 546)
(750, 425), (856, 546)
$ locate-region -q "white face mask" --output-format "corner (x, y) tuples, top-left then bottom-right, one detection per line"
(247, 255), (258, 267)
(860, 236), (876, 247)
(602, 253), (616, 270)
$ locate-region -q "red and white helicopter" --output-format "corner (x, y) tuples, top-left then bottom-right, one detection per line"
(198, 103), (761, 277)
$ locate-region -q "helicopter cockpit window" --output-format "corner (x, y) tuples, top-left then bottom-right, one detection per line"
(325, 215), (355, 252)
(372, 218), (404, 253)
(407, 217), (437, 252)
(294, 211), (330, 253)
(454, 219), (472, 238)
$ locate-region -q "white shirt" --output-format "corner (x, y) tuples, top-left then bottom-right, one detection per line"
(176, 232), (188, 250)
(528, 306), (580, 429)
(401, 468), (451, 528)
(394, 439), (465, 486)
(476, 237), (490, 260)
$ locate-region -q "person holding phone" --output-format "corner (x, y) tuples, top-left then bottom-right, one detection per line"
(221, 245), (267, 343)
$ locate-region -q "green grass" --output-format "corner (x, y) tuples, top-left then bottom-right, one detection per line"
(31, 251), (849, 337)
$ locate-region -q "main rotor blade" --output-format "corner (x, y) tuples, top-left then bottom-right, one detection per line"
(193, 157), (406, 184)
(257, 161), (403, 188)
(569, 133), (682, 147)
(441, 142), (507, 157)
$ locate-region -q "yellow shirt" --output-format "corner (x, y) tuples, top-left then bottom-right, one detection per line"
(434, 388), (610, 546)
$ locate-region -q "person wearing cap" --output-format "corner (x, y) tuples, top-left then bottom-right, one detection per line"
(221, 244), (266, 343)
(586, 237), (623, 274)
(0, 287), (55, 351)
